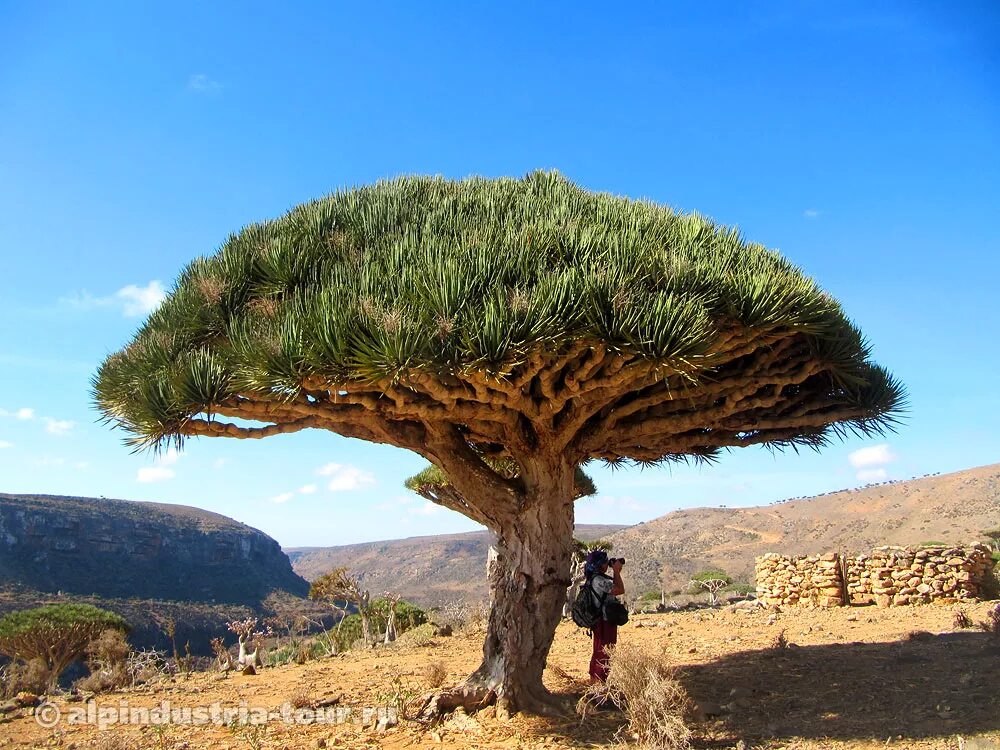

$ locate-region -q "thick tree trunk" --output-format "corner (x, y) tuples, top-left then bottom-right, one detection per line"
(423, 461), (576, 717)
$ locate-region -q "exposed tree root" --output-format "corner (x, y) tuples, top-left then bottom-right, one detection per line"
(415, 677), (571, 721)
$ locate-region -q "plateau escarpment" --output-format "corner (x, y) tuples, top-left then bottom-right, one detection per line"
(0, 493), (308, 605)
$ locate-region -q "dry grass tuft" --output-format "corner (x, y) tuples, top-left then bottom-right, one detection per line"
(422, 659), (447, 688)
(978, 603), (1000, 637)
(289, 688), (314, 709)
(578, 641), (693, 750)
(953, 610), (974, 629)
(771, 629), (789, 651)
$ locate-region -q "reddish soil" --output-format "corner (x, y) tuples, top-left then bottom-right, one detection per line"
(3, 600), (998, 750)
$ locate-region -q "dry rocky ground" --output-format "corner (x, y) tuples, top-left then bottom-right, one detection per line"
(2, 601), (998, 750)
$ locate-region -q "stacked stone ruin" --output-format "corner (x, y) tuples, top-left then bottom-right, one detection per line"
(755, 552), (845, 607)
(755, 544), (995, 607)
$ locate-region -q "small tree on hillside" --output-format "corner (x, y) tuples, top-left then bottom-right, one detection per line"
(688, 570), (733, 604)
(983, 528), (1000, 553)
(94, 172), (904, 714)
(310, 568), (373, 647)
(0, 604), (129, 691)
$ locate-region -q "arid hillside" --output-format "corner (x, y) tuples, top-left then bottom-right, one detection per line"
(609, 462), (1000, 596)
(286, 524), (626, 606)
(289, 464), (999, 606)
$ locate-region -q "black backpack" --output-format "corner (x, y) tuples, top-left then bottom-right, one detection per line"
(571, 580), (606, 630)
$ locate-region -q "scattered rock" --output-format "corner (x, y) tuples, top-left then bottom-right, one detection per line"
(13, 692), (38, 708)
(695, 700), (727, 718)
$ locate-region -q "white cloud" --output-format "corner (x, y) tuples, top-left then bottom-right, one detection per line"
(409, 501), (442, 516)
(848, 444), (896, 481)
(43, 418), (75, 436)
(316, 463), (375, 492)
(212, 458), (228, 469)
(74, 461), (89, 470)
(857, 468), (888, 483)
(137, 466), (175, 483)
(61, 280), (166, 318)
(157, 448), (180, 466)
(136, 448), (180, 483)
(188, 73), (221, 92)
(117, 281), (167, 316)
(0, 441), (12, 449)
(848, 444), (895, 468)
(271, 492), (294, 504)
(0, 407), (35, 420)
(803, 209), (821, 219)
(298, 484), (317, 495)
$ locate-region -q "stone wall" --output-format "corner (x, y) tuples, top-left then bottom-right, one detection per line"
(755, 544), (995, 607)
(845, 545), (994, 607)
(755, 552), (845, 607)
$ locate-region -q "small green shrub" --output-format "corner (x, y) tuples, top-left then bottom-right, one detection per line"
(722, 582), (755, 597)
(0, 604), (129, 691)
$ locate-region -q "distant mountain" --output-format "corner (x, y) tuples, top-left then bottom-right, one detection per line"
(606, 463), (1000, 596)
(288, 465), (1000, 607)
(286, 524), (627, 607)
(0, 493), (309, 605)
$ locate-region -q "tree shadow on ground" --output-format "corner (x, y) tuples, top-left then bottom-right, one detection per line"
(677, 631), (1000, 743)
(527, 632), (1000, 748)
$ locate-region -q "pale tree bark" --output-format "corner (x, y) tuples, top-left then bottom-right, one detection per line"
(421, 459), (576, 717)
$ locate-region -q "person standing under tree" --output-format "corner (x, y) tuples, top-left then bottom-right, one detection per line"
(584, 549), (625, 683)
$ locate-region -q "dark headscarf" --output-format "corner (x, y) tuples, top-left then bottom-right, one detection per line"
(584, 549), (609, 579)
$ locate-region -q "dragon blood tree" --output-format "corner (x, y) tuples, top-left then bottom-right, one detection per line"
(94, 172), (904, 715)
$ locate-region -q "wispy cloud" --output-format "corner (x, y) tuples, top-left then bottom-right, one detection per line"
(848, 443), (896, 481)
(409, 501), (442, 516)
(803, 208), (821, 219)
(2, 407), (75, 436)
(61, 281), (166, 318)
(43, 417), (75, 436)
(271, 492), (295, 504)
(298, 483), (317, 495)
(137, 448), (180, 483)
(316, 463), (375, 492)
(0, 441), (12, 449)
(0, 407), (35, 420)
(188, 73), (221, 93)
(212, 458), (228, 469)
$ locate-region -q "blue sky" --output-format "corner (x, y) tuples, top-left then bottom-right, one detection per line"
(1, 2), (998, 548)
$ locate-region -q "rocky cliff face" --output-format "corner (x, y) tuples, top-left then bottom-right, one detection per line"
(0, 494), (308, 605)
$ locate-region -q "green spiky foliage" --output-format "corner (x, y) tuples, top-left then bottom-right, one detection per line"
(405, 461), (596, 517)
(94, 171), (902, 471)
(0, 604), (129, 690)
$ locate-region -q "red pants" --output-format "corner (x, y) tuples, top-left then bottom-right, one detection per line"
(589, 619), (618, 682)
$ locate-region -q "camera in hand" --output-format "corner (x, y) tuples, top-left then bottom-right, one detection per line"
(609, 557), (626, 566)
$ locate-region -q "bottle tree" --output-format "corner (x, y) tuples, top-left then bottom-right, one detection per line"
(94, 172), (904, 715)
